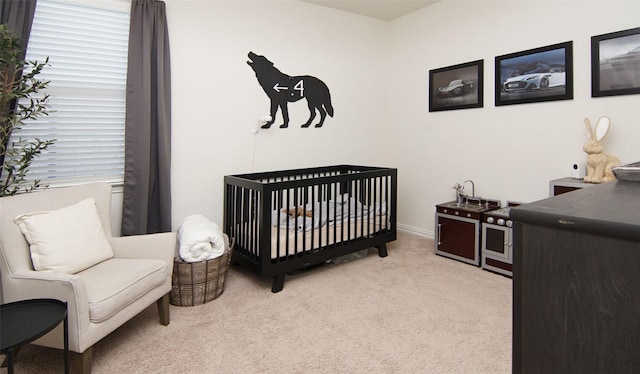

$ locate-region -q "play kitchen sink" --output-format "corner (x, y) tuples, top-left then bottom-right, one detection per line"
(440, 200), (495, 212)
(435, 180), (500, 266)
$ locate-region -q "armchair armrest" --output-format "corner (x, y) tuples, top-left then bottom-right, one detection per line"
(109, 232), (177, 262)
(6, 270), (91, 343)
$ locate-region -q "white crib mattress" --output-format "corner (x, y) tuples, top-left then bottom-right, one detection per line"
(269, 216), (387, 259)
(233, 216), (388, 260)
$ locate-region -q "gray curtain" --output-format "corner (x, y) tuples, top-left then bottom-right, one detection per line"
(121, 0), (172, 235)
(0, 0), (37, 169)
(0, 0), (37, 42)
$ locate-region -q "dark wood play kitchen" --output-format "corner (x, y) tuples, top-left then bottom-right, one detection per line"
(434, 180), (516, 277)
(435, 177), (599, 277)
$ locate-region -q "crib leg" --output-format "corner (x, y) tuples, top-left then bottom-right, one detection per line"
(272, 274), (286, 293)
(376, 243), (388, 258)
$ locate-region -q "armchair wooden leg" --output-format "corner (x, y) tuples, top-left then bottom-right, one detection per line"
(73, 347), (93, 374)
(157, 293), (170, 326)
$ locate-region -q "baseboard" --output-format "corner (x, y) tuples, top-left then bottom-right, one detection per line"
(397, 223), (434, 239)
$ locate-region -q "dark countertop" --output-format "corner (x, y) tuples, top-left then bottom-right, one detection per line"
(510, 180), (640, 241)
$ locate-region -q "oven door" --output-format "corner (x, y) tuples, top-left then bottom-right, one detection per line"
(481, 222), (512, 261)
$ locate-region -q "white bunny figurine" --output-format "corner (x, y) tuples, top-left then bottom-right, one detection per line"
(583, 116), (620, 183)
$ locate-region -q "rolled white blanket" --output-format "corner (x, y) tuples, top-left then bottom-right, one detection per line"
(178, 214), (226, 262)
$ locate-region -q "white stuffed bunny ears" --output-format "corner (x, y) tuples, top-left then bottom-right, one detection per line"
(585, 116), (611, 141)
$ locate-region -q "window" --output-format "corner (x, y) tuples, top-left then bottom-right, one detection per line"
(11, 0), (130, 187)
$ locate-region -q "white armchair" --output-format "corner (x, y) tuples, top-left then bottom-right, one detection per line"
(0, 182), (176, 373)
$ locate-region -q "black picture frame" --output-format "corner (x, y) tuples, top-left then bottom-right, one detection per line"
(495, 41), (573, 106)
(429, 60), (483, 112)
(591, 27), (640, 97)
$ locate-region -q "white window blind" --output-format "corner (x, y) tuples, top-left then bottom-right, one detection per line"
(11, 0), (130, 187)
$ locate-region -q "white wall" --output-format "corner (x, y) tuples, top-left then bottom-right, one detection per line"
(386, 0), (640, 236)
(165, 0), (389, 228)
(166, 0), (640, 237)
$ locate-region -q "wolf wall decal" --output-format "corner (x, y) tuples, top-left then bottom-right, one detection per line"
(247, 51), (334, 129)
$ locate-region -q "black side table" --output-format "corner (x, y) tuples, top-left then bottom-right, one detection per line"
(1, 298), (69, 374)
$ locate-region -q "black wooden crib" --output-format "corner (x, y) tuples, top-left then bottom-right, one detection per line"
(224, 165), (397, 292)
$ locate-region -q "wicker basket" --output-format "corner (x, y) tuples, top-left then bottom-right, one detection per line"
(170, 235), (233, 306)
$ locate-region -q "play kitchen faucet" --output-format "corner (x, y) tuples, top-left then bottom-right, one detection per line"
(452, 180), (476, 204)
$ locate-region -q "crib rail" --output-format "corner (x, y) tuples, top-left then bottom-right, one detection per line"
(224, 165), (397, 277)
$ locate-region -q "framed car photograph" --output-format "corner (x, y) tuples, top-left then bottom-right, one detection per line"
(495, 41), (573, 106)
(591, 27), (640, 97)
(429, 60), (483, 112)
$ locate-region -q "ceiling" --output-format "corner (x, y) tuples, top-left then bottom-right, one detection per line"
(300, 0), (440, 21)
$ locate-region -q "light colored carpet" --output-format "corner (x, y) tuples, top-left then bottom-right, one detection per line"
(3, 231), (512, 373)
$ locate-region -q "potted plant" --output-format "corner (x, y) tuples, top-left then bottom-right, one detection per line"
(0, 23), (54, 196)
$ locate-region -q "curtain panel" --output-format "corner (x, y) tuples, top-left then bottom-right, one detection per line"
(0, 0), (37, 42)
(122, 0), (172, 235)
(0, 0), (37, 170)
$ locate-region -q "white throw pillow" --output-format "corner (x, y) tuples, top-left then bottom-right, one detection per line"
(14, 198), (114, 274)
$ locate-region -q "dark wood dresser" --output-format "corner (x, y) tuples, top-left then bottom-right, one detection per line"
(510, 180), (640, 374)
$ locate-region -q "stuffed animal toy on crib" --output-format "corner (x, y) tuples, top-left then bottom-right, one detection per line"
(282, 206), (313, 218)
(583, 116), (620, 183)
